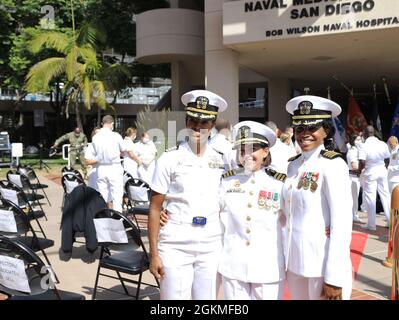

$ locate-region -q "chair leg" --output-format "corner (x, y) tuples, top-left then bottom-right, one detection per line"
(136, 272), (143, 300)
(41, 188), (51, 206)
(92, 264), (102, 300)
(116, 271), (130, 296)
(40, 249), (60, 283)
(32, 218), (47, 239)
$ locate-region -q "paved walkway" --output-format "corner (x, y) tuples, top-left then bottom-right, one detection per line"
(23, 172), (394, 300)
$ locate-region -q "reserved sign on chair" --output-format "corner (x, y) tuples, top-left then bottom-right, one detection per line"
(0, 255), (31, 293)
(93, 218), (128, 244)
(0, 209), (17, 233)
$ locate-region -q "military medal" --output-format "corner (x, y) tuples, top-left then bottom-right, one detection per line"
(272, 192), (279, 210)
(265, 192), (272, 210)
(303, 178), (309, 190)
(234, 180), (240, 188)
(310, 172), (319, 192)
(297, 172), (306, 189)
(258, 191), (267, 208)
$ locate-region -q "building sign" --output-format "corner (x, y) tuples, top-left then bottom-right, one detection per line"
(223, 0), (399, 44)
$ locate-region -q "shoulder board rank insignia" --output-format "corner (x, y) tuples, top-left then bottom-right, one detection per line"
(320, 150), (342, 160)
(165, 144), (180, 152)
(222, 167), (244, 179)
(288, 154), (301, 162)
(266, 168), (287, 182)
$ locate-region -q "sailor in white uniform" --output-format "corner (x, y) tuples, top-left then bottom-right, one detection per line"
(92, 115), (126, 212)
(148, 90), (228, 300)
(358, 126), (391, 231)
(282, 95), (353, 300)
(219, 121), (286, 300)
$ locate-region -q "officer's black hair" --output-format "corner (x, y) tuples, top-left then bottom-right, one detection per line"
(348, 134), (359, 147)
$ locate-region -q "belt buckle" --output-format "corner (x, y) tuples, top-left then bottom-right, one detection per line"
(192, 216), (207, 225)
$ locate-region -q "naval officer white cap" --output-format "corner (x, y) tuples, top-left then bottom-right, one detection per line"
(181, 90), (228, 120)
(286, 95), (341, 126)
(233, 121), (276, 148)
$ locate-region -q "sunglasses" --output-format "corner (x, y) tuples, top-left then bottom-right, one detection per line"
(294, 124), (322, 134)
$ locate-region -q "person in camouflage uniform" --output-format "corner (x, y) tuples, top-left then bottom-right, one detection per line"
(52, 127), (88, 177)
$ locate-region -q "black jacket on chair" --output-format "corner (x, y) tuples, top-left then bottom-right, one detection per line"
(61, 185), (106, 253)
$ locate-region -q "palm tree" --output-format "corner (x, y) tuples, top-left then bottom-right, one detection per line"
(25, 17), (108, 130)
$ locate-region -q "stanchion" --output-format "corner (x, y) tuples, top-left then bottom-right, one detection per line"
(391, 186), (399, 300)
(383, 208), (394, 268)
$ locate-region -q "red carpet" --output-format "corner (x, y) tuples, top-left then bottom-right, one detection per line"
(283, 231), (368, 299)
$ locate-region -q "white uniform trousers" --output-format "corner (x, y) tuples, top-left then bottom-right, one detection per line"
(222, 276), (284, 300)
(158, 220), (223, 300)
(363, 174), (391, 228)
(287, 271), (352, 300)
(350, 176), (360, 218)
(96, 163), (124, 212)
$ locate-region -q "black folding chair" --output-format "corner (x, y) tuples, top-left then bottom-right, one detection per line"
(124, 177), (151, 231)
(92, 208), (159, 300)
(0, 236), (84, 300)
(62, 166), (84, 180)
(61, 173), (85, 210)
(17, 165), (51, 206)
(0, 200), (59, 283)
(6, 170), (47, 220)
(0, 180), (48, 239)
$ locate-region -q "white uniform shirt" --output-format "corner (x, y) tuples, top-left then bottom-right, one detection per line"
(388, 145), (399, 185)
(84, 143), (98, 189)
(123, 137), (139, 177)
(209, 133), (236, 169)
(282, 144), (353, 288)
(135, 140), (157, 164)
(358, 136), (390, 179)
(269, 140), (297, 174)
(219, 168), (285, 284)
(346, 146), (359, 172)
(92, 127), (126, 165)
(151, 142), (226, 223)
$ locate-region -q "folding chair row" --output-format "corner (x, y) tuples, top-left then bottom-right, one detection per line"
(0, 236), (84, 300)
(0, 180), (48, 238)
(17, 165), (51, 206)
(0, 200), (59, 283)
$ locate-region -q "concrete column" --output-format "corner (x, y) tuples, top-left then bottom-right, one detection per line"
(171, 61), (187, 111)
(205, 0), (239, 125)
(268, 78), (292, 130)
(169, 0), (179, 8)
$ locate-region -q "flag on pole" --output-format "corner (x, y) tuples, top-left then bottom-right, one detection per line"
(390, 97), (399, 140)
(346, 96), (368, 135)
(371, 95), (382, 134)
(333, 117), (347, 152)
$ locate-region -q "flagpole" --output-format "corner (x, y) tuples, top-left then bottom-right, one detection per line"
(332, 75), (352, 96)
(382, 77), (391, 105)
(327, 86), (331, 100)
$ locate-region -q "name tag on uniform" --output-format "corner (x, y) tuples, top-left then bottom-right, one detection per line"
(192, 216), (207, 225)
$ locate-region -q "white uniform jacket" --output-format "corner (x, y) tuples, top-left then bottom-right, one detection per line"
(218, 168), (286, 284)
(388, 146), (399, 187)
(282, 144), (353, 288)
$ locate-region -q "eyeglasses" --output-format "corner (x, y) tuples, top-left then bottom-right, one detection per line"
(294, 124), (322, 134)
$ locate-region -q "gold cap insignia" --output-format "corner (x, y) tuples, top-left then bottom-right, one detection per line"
(196, 96), (209, 110)
(238, 126), (251, 140)
(298, 101), (313, 115)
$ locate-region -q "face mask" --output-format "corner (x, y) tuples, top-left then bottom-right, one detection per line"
(354, 139), (362, 148)
(142, 138), (150, 144)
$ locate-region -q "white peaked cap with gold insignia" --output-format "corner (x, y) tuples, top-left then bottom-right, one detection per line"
(233, 121), (276, 148)
(181, 90), (228, 120)
(286, 95), (341, 126)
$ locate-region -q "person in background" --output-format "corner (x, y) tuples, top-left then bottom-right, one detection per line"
(92, 115), (126, 212)
(136, 131), (158, 184)
(358, 126), (391, 231)
(282, 95), (353, 300)
(122, 127), (142, 178)
(209, 118), (235, 169)
(387, 136), (399, 194)
(266, 121), (296, 174)
(85, 127), (101, 190)
(53, 127), (88, 178)
(347, 134), (362, 223)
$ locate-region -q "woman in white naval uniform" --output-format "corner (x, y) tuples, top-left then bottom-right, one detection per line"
(282, 95), (353, 300)
(219, 121), (286, 300)
(122, 127), (141, 178)
(148, 90), (228, 300)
